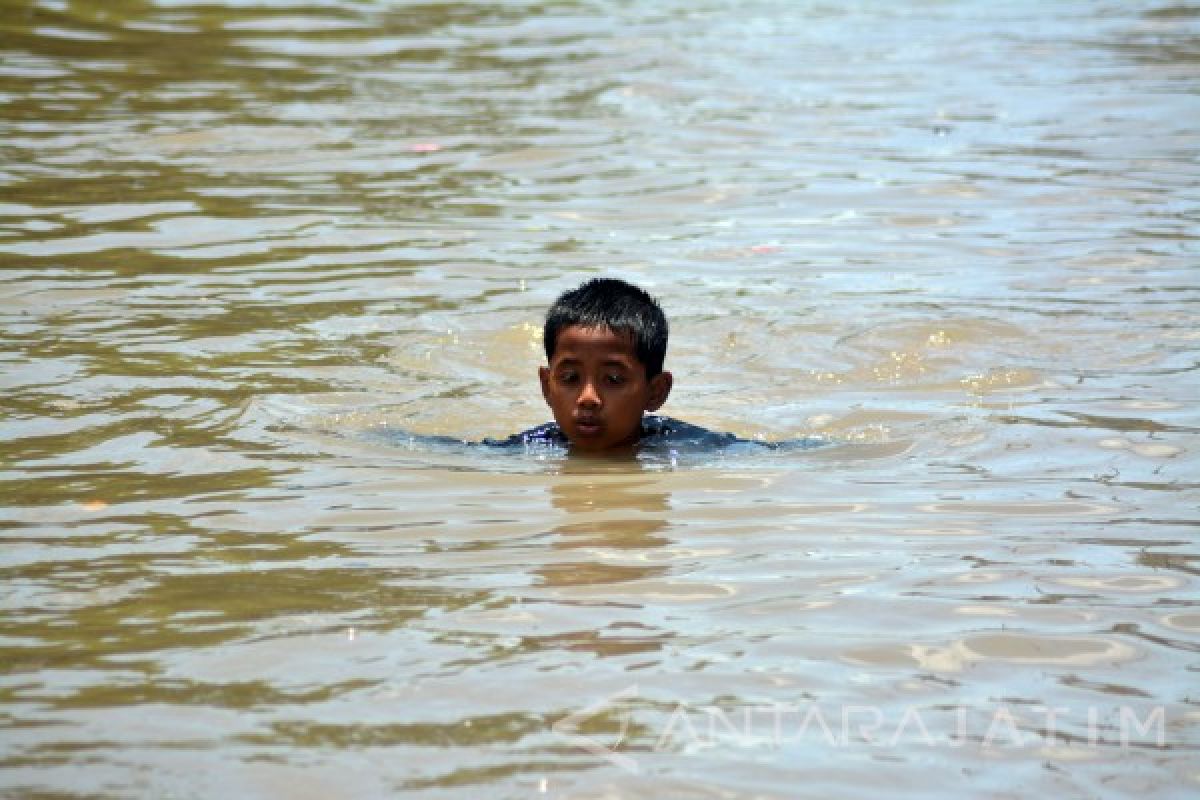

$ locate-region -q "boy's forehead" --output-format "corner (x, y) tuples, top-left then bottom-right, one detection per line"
(552, 324), (638, 356)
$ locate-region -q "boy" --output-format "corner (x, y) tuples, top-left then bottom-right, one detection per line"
(537, 277), (673, 452)
(488, 277), (747, 454)
(379, 277), (823, 456)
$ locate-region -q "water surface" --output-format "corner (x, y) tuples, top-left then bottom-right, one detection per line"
(1, 1), (1198, 797)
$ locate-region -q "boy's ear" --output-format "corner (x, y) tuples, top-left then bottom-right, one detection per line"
(645, 371), (673, 412)
(538, 367), (552, 406)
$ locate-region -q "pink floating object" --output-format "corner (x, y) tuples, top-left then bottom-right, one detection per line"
(749, 244), (781, 254)
(408, 142), (442, 153)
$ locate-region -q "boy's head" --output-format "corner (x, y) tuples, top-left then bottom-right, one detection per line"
(539, 278), (674, 451)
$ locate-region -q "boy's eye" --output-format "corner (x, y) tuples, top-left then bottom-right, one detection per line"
(606, 373), (625, 385)
(557, 370), (579, 384)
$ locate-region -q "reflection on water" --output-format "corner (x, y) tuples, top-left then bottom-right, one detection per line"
(2, 0), (1198, 796)
(541, 472), (671, 588)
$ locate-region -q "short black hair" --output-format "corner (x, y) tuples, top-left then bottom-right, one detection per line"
(544, 278), (669, 377)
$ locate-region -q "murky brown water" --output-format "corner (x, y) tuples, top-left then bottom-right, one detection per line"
(2, 0), (1198, 797)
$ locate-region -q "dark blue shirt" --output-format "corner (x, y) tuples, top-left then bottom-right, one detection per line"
(481, 415), (824, 455)
(367, 415), (827, 463)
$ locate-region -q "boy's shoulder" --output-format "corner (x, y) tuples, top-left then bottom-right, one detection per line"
(638, 415), (741, 448)
(481, 421), (570, 449)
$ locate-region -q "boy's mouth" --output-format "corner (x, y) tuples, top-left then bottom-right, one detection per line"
(574, 416), (603, 437)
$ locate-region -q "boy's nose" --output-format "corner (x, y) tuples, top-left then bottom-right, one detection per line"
(578, 381), (601, 408)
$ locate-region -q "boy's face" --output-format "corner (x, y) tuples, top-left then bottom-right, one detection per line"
(539, 325), (673, 452)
